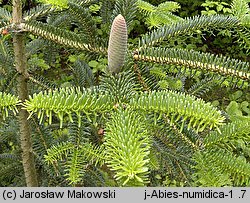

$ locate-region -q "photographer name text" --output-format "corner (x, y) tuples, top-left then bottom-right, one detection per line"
(2, 189), (116, 200)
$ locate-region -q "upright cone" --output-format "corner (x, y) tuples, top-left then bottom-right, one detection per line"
(108, 14), (128, 74)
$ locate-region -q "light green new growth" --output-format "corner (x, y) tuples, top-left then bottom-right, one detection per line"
(0, 92), (20, 120)
(130, 90), (225, 133)
(104, 109), (150, 186)
(137, 0), (182, 28)
(204, 120), (250, 147)
(23, 87), (113, 128)
(38, 0), (68, 8)
(231, 0), (250, 24)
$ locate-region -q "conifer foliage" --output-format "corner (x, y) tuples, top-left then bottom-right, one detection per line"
(0, 0), (250, 186)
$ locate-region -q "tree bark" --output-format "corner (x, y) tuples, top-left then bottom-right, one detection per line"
(12, 0), (38, 186)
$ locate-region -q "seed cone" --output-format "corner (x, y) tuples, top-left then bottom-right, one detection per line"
(108, 14), (128, 74)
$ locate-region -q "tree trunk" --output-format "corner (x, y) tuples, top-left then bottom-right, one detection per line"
(12, 0), (38, 186)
